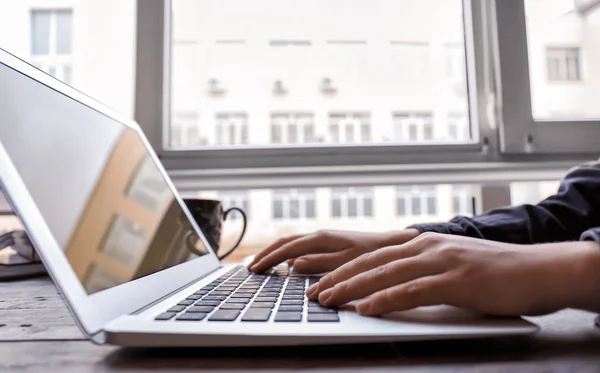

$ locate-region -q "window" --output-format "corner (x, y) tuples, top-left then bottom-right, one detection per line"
(170, 112), (203, 147)
(271, 113), (316, 144)
(329, 112), (371, 144)
(452, 186), (473, 216)
(273, 189), (316, 220)
(30, 10), (73, 85)
(546, 47), (581, 82)
(393, 112), (434, 142)
(219, 191), (249, 222)
(216, 112), (248, 146)
(166, 0), (471, 151)
(0, 1), (137, 117)
(396, 186), (437, 217)
(331, 188), (374, 219)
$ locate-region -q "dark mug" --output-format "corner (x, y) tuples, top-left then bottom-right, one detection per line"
(183, 198), (247, 260)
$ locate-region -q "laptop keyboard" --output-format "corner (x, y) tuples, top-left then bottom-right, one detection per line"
(154, 266), (340, 323)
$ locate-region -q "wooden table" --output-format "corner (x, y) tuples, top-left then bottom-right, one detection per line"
(2, 277), (600, 372)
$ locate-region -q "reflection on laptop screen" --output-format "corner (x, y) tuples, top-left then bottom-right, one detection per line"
(0, 62), (210, 294)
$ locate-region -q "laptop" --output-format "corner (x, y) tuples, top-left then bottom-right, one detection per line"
(0, 47), (538, 347)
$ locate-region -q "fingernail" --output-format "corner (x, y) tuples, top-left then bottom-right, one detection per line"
(306, 284), (318, 298)
(357, 301), (371, 314)
(319, 288), (333, 305)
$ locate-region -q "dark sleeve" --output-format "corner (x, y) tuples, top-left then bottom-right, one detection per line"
(410, 161), (600, 245)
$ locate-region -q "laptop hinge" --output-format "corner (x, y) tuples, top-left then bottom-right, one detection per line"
(129, 265), (223, 315)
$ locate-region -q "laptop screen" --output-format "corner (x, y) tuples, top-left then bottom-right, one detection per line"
(0, 62), (211, 294)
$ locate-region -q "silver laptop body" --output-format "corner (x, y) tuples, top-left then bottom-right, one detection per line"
(0, 48), (538, 347)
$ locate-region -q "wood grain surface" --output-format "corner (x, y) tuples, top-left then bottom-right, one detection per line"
(2, 277), (600, 372)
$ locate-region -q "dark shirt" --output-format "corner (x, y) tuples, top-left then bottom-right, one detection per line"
(411, 161), (600, 245)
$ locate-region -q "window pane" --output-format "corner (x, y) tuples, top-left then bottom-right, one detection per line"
(332, 198), (342, 218)
(31, 11), (50, 55)
(411, 196), (421, 216)
(305, 198), (316, 218)
(348, 198), (358, 218)
(2, 2), (137, 117)
(427, 196), (437, 215)
(526, 0), (600, 119)
(169, 0), (470, 149)
(56, 10), (73, 55)
(290, 199), (300, 219)
(273, 199), (283, 219)
(364, 197), (373, 217)
(396, 198), (406, 216)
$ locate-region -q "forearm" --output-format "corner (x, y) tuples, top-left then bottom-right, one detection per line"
(412, 161), (600, 244)
(528, 240), (600, 314)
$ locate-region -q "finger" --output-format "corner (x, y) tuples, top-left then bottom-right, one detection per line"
(251, 234), (342, 273)
(248, 234), (303, 268)
(319, 256), (442, 307)
(356, 275), (449, 316)
(293, 251), (352, 274)
(309, 241), (423, 299)
(287, 258), (295, 266)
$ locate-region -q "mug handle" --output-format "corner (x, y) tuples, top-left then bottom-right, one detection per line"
(217, 207), (248, 261)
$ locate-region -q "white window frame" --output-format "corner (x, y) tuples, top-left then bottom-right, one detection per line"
(30, 9), (73, 85)
(546, 47), (582, 82)
(396, 186), (438, 218)
(132, 0), (592, 192)
(272, 189), (316, 221)
(218, 191), (249, 222)
(271, 112), (316, 144)
(452, 186), (473, 216)
(331, 187), (374, 219)
(495, 0), (600, 154)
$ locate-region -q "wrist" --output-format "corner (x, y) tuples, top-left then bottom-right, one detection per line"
(564, 241), (600, 312)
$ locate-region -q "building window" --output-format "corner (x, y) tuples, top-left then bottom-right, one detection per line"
(447, 112), (468, 141)
(30, 10), (73, 85)
(396, 186), (437, 217)
(273, 189), (316, 220)
(452, 186), (472, 216)
(331, 187), (374, 219)
(216, 112), (248, 145)
(329, 112), (371, 143)
(270, 113), (315, 144)
(219, 191), (249, 222)
(546, 47), (581, 81)
(170, 112), (202, 147)
(393, 112), (434, 142)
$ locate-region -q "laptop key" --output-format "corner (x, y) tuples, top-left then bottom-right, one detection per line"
(274, 312), (302, 322)
(284, 291), (305, 296)
(167, 306), (186, 313)
(185, 294), (203, 301)
(202, 295), (227, 301)
(220, 303), (247, 310)
(196, 300), (221, 307)
(282, 295), (304, 300)
(278, 305), (303, 312)
(254, 297), (278, 303)
(193, 290), (209, 296)
(176, 313), (208, 321)
(280, 300), (304, 306)
(308, 306), (338, 314)
(208, 309), (241, 322)
(250, 302), (275, 308)
(258, 292), (280, 298)
(155, 312), (177, 321)
(308, 313), (340, 322)
(226, 297), (251, 304)
(177, 300), (194, 306)
(188, 306), (215, 313)
(210, 291), (232, 297)
(242, 308), (272, 322)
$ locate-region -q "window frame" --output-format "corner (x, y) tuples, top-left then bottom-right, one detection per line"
(134, 0), (595, 192)
(495, 0), (600, 154)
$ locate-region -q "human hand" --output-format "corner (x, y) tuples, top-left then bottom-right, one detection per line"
(307, 232), (600, 317)
(248, 229), (421, 274)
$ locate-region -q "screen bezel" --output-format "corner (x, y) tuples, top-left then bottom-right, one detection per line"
(0, 48), (221, 337)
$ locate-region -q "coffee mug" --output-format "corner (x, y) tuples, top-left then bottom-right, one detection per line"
(183, 198), (247, 260)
